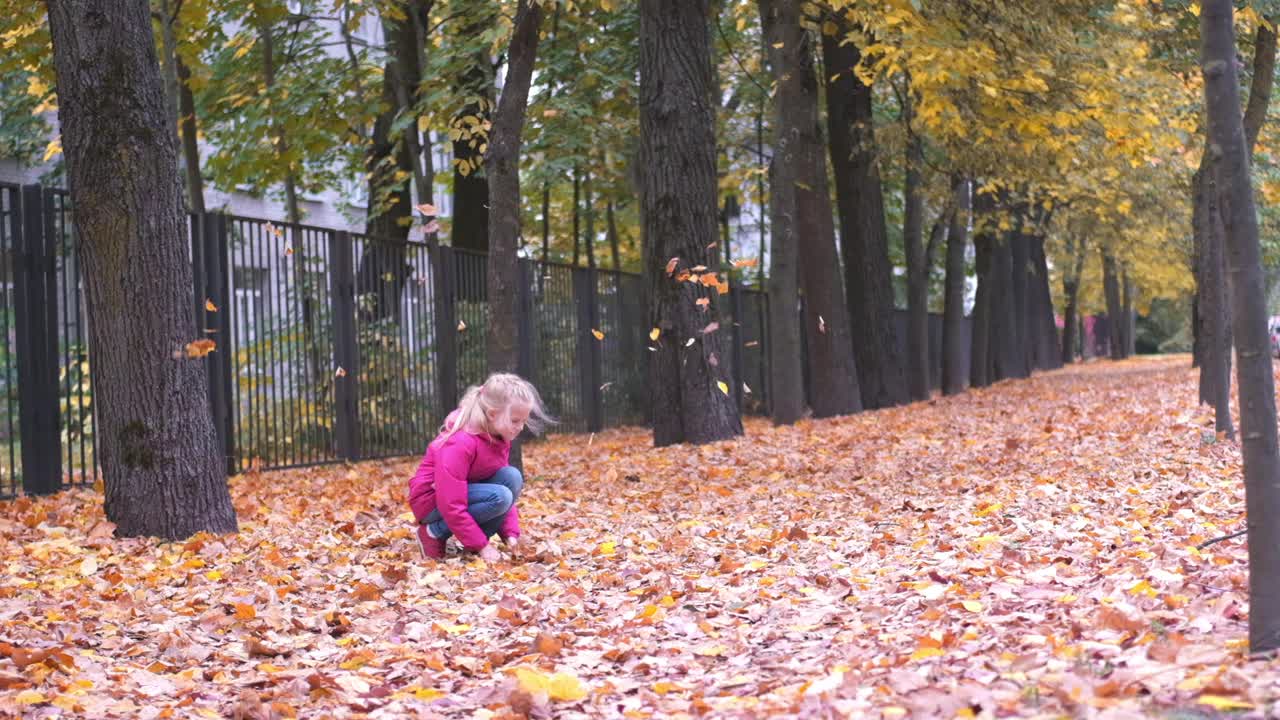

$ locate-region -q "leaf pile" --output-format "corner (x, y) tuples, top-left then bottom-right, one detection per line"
(2, 356), (1278, 718)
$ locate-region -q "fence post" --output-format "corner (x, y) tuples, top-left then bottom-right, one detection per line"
(517, 258), (535, 380)
(14, 184), (60, 495)
(434, 244), (458, 415)
(199, 213), (236, 476)
(730, 280), (745, 412)
(573, 267), (603, 432)
(329, 230), (360, 461)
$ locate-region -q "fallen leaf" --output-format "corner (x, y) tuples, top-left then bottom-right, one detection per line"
(185, 339), (216, 358)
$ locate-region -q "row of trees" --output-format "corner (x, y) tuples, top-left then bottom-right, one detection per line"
(21, 0), (1280, 648)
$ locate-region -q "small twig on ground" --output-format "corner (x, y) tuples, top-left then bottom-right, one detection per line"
(1196, 529), (1248, 550)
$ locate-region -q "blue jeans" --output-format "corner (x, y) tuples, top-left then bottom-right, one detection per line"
(422, 465), (523, 540)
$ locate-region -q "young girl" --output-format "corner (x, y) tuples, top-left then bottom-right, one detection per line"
(408, 373), (551, 561)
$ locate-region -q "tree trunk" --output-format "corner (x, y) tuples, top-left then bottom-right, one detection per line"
(1030, 233), (1061, 370)
(1122, 271), (1135, 356)
(572, 165), (581, 266)
(156, 0), (183, 187)
(757, 0), (805, 425)
(990, 231), (1018, 381)
(942, 176), (969, 395)
(485, 0), (542, 469)
(450, 17), (493, 253)
(584, 166), (596, 270)
(259, 23), (300, 224)
(823, 20), (907, 409)
(1103, 251), (1125, 360)
(1008, 212), (1030, 378)
(607, 200), (623, 270)
(1200, 0), (1280, 653)
(1206, 173), (1235, 437)
(763, 0), (860, 419)
(970, 191), (995, 388)
(640, 0), (743, 446)
(1061, 235), (1087, 365)
(903, 78), (929, 402)
(45, 0), (237, 539)
(175, 55), (204, 214)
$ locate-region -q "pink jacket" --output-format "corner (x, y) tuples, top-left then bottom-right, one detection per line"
(407, 414), (518, 551)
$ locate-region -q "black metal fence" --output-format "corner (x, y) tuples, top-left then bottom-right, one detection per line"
(0, 184), (776, 497)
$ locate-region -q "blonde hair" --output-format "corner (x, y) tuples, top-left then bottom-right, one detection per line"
(437, 372), (553, 443)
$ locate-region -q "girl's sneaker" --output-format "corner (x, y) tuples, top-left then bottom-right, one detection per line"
(417, 525), (445, 560)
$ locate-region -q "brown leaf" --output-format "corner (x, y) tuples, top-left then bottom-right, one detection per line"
(533, 631), (563, 657)
(352, 582), (381, 602)
(245, 637), (289, 658)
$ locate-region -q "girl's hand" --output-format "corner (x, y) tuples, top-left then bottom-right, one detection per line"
(505, 536), (520, 549)
(478, 544), (501, 563)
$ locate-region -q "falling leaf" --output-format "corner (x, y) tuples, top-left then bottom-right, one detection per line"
(665, 257), (679, 276)
(732, 257), (759, 268)
(592, 329), (605, 341)
(542, 109), (560, 118)
(696, 298), (711, 310)
(284, 242), (294, 256)
(717, 381), (729, 396)
(685, 338), (696, 347)
(185, 339), (216, 358)
(743, 381), (752, 394)
(702, 322), (720, 334)
(415, 203), (438, 215)
(745, 340), (760, 347)
(264, 222), (283, 238)
(457, 320), (467, 332)
(650, 328), (661, 342)
(818, 315), (827, 333)
(691, 265), (708, 273)
(205, 299), (218, 312)
(335, 366), (347, 378)
(706, 242), (717, 250)
(424, 219), (441, 234)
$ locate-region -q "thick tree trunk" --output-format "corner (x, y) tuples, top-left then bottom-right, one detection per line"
(1206, 175), (1235, 437)
(823, 21), (907, 409)
(903, 81), (929, 401)
(762, 0), (859, 420)
(942, 176), (969, 395)
(640, 0), (743, 446)
(1200, 0), (1280, 652)
(45, 0), (237, 539)
(970, 190), (996, 388)
(1122, 271), (1135, 356)
(756, 0), (803, 425)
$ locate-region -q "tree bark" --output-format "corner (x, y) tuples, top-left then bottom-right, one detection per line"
(450, 12), (494, 253)
(486, 0), (542, 374)
(823, 21), (907, 409)
(1029, 231), (1060, 370)
(607, 200), (623, 270)
(1061, 235), (1087, 365)
(45, 0), (237, 539)
(970, 190), (995, 388)
(1008, 210), (1030, 378)
(1200, 0), (1280, 653)
(942, 176), (969, 395)
(757, 0), (805, 425)
(990, 230), (1019, 381)
(175, 55), (204, 214)
(1122, 270), (1135, 356)
(640, 0), (743, 446)
(763, 0), (860, 419)
(1102, 251), (1125, 360)
(902, 77), (929, 401)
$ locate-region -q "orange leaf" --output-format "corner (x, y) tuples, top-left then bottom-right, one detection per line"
(185, 339), (216, 358)
(592, 329), (605, 340)
(205, 299), (218, 312)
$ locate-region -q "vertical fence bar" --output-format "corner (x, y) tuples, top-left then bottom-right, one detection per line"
(330, 230), (359, 461)
(730, 280), (746, 412)
(15, 185), (59, 494)
(201, 213), (236, 475)
(434, 245), (458, 415)
(38, 190), (61, 489)
(573, 266), (603, 432)
(517, 258), (534, 380)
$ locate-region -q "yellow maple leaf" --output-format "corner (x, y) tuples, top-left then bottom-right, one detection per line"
(650, 328), (661, 341)
(717, 381), (729, 395)
(515, 667), (588, 702)
(910, 646), (945, 661)
(961, 600), (983, 612)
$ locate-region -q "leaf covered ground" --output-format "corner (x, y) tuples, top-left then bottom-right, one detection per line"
(1, 356), (1276, 718)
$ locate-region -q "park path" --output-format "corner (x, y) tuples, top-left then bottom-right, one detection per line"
(1, 355), (1273, 718)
